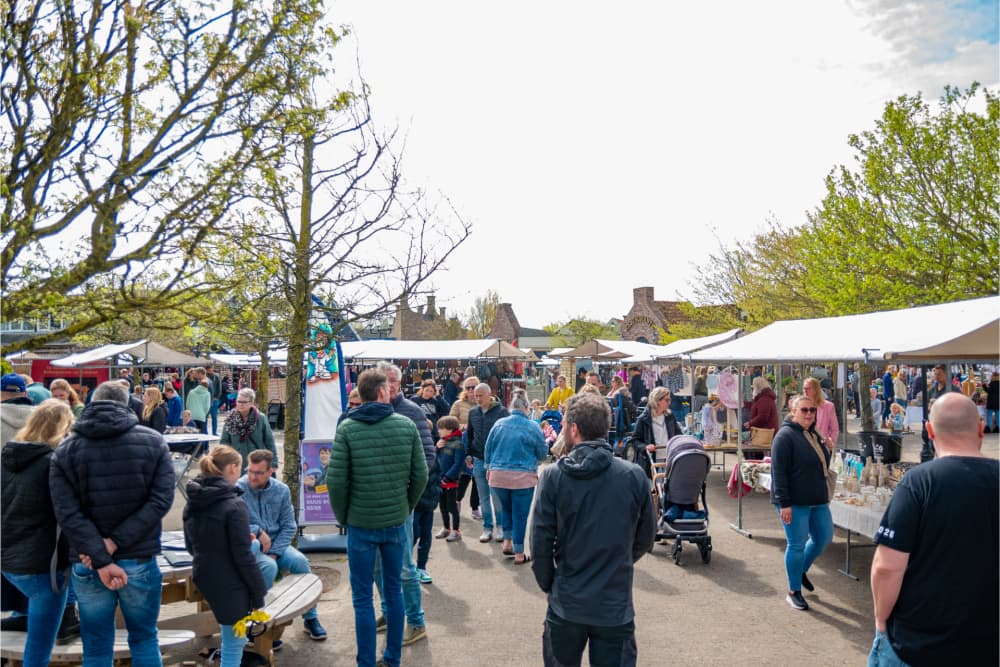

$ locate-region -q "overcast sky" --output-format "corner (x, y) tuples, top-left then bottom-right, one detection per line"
(330, 0), (998, 329)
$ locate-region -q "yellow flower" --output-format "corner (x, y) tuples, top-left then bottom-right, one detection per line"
(233, 609), (271, 638)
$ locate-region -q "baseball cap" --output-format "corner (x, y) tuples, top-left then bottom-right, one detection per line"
(1, 373), (27, 393)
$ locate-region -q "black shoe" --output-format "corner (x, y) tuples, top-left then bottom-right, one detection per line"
(271, 639), (283, 652)
(786, 591), (809, 611)
(0, 615), (28, 632)
(801, 572), (815, 592)
(56, 606), (81, 644)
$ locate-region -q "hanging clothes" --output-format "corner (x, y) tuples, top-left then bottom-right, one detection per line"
(718, 369), (739, 409)
(666, 366), (685, 394)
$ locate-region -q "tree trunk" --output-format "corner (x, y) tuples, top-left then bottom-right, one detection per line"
(282, 131), (315, 516)
(257, 338), (270, 413)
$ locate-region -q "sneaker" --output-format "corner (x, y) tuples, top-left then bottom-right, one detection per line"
(417, 569), (433, 584)
(272, 639), (284, 652)
(401, 625), (427, 646)
(786, 591), (809, 611)
(56, 606), (80, 644)
(471, 509), (483, 520)
(375, 615), (387, 633)
(303, 617), (327, 640)
(801, 572), (815, 592)
(435, 528), (451, 539)
(446, 530), (462, 542)
(479, 530), (493, 543)
(495, 533), (504, 543)
(0, 615), (27, 632)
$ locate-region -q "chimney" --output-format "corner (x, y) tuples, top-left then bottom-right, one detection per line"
(426, 295), (436, 318)
(633, 286), (654, 304)
(416, 304), (423, 315)
(439, 306), (446, 318)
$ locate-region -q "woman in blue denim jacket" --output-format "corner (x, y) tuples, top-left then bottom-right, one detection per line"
(484, 392), (549, 563)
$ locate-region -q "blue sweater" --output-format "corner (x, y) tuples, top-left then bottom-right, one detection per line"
(236, 475), (297, 557)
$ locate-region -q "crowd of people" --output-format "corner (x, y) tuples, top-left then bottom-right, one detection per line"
(1, 357), (997, 667)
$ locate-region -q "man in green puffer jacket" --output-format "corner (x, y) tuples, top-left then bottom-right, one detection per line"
(327, 368), (428, 667)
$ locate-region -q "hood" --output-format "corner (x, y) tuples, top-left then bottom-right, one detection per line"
(1, 402), (34, 432)
(557, 440), (614, 479)
(347, 401), (395, 424)
(1, 440), (54, 473)
(184, 475), (242, 511)
(755, 387), (777, 401)
(73, 401), (140, 439)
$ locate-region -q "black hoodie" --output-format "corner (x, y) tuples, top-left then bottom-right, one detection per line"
(530, 440), (655, 626)
(183, 475), (267, 625)
(1, 440), (69, 573)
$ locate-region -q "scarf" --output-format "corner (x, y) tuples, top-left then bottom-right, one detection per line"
(225, 405), (259, 443)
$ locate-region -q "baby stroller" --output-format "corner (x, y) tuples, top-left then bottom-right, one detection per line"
(650, 435), (712, 565)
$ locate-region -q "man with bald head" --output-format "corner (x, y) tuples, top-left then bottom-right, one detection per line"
(868, 393), (998, 666)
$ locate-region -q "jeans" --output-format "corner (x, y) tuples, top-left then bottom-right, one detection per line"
(494, 486), (535, 552)
(776, 504), (834, 592)
(348, 524), (407, 667)
(192, 419), (207, 434)
(472, 457), (503, 533)
(209, 399), (220, 435)
(72, 559), (163, 667)
(218, 623), (247, 667)
(374, 512), (423, 628)
(542, 606), (636, 667)
(439, 486), (460, 530)
(412, 509), (434, 570)
(2, 571), (69, 667)
(867, 630), (911, 666)
(253, 545), (318, 620)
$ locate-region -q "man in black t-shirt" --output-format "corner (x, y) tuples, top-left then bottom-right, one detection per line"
(869, 393), (998, 667)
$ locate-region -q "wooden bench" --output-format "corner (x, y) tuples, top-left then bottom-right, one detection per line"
(244, 573), (323, 665)
(0, 628), (195, 666)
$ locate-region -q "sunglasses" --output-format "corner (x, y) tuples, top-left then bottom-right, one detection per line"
(464, 385), (476, 390)
(798, 407), (817, 414)
(348, 402), (361, 408)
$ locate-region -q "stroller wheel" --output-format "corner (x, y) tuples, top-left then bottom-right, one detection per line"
(671, 541), (682, 565)
(699, 537), (712, 564)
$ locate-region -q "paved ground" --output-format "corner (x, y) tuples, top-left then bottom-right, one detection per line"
(160, 422), (999, 666)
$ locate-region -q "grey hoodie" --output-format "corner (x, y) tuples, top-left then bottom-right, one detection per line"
(1, 399), (34, 448)
(530, 440), (655, 626)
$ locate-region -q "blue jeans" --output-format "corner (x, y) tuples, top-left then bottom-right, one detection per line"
(868, 630), (911, 666)
(472, 457), (503, 533)
(776, 504), (833, 592)
(494, 486), (535, 553)
(253, 545), (318, 620)
(72, 559), (163, 667)
(209, 399), (220, 435)
(2, 571), (69, 667)
(348, 524), (407, 667)
(412, 509), (434, 570)
(374, 512), (423, 628)
(219, 624), (247, 667)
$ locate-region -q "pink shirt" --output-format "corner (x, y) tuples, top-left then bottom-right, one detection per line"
(815, 401), (839, 445)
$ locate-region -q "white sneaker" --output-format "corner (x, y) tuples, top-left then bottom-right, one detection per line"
(434, 528), (451, 539)
(471, 509), (483, 520)
(479, 531), (493, 543)
(446, 530), (462, 542)
(495, 533), (504, 543)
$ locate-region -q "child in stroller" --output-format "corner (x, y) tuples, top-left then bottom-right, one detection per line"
(651, 435), (713, 564)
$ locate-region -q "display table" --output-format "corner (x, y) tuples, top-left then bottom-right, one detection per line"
(704, 444), (770, 478)
(164, 433), (221, 499)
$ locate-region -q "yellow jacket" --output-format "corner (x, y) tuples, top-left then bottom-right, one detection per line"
(545, 385), (575, 410)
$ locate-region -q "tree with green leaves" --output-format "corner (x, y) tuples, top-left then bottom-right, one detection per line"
(801, 84), (998, 314)
(1, 0), (328, 353)
(544, 318), (620, 347)
(465, 290), (501, 338)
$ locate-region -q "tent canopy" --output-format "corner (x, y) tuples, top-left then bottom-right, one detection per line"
(51, 340), (204, 368)
(341, 339), (532, 361)
(550, 339), (665, 361)
(688, 297), (1000, 364)
(654, 328), (742, 360)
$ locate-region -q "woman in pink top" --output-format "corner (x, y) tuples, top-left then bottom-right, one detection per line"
(803, 377), (838, 449)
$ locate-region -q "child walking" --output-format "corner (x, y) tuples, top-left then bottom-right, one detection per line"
(435, 416), (465, 541)
(183, 445), (268, 667)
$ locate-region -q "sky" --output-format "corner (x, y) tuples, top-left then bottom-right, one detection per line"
(329, 0), (998, 330)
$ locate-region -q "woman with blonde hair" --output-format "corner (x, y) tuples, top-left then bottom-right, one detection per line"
(630, 386), (680, 478)
(49, 379), (84, 417)
(448, 376), (481, 518)
(803, 377), (838, 449)
(140, 386), (168, 433)
(183, 445), (267, 667)
(1, 399), (75, 666)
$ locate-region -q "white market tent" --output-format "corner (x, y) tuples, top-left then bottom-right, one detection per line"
(550, 339), (667, 361)
(209, 349), (289, 367)
(654, 328), (743, 360)
(688, 297), (1000, 364)
(51, 340), (203, 368)
(340, 338), (533, 361)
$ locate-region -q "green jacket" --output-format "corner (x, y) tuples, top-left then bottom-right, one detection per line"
(328, 402), (428, 529)
(186, 386), (211, 421)
(219, 408), (277, 471)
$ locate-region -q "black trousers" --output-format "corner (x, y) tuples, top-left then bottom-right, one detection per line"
(542, 607), (636, 667)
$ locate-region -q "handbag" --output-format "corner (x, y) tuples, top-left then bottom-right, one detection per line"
(804, 430), (837, 501)
(749, 427), (774, 447)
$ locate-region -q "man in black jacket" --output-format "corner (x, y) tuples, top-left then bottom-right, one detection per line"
(465, 383), (509, 543)
(530, 392), (655, 667)
(50, 381), (175, 666)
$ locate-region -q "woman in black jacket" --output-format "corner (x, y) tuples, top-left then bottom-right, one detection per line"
(628, 386), (680, 478)
(769, 395), (833, 612)
(1, 399), (74, 667)
(183, 445), (268, 667)
(140, 386), (168, 433)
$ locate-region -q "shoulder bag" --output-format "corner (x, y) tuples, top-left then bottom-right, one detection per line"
(803, 429), (836, 501)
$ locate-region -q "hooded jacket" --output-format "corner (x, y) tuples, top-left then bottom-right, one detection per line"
(1, 440), (69, 573)
(391, 393), (437, 471)
(236, 475), (297, 557)
(747, 387), (779, 431)
(49, 400), (174, 569)
(0, 399), (34, 448)
(465, 397), (510, 459)
(328, 401), (428, 529)
(183, 475), (267, 625)
(530, 440), (655, 627)
(770, 417), (830, 509)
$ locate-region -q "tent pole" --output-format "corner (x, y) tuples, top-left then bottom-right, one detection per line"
(730, 362), (752, 538)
